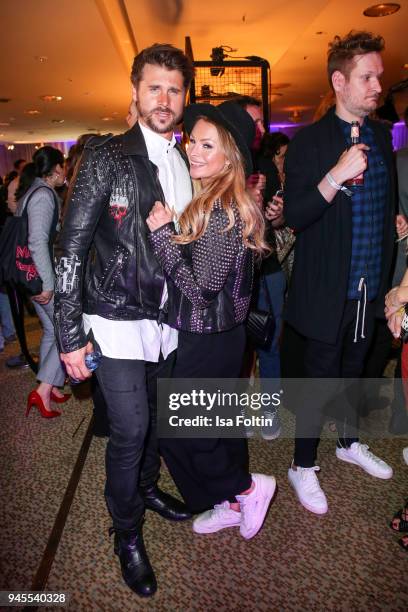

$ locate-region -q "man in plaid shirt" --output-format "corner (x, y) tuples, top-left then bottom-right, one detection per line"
(283, 31), (396, 515)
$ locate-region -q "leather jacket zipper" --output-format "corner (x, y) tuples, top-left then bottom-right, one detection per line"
(128, 161), (143, 306)
(147, 160), (168, 307)
(101, 252), (124, 292)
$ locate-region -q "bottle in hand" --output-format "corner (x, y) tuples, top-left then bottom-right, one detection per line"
(344, 121), (364, 187)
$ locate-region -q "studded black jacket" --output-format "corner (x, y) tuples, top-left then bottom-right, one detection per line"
(54, 124), (189, 354)
(149, 200), (254, 334)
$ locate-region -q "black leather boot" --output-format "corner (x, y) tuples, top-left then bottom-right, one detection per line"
(112, 528), (157, 597)
(140, 484), (192, 521)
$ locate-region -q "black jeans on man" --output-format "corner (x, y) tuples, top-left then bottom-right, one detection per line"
(95, 352), (175, 531)
(294, 300), (376, 468)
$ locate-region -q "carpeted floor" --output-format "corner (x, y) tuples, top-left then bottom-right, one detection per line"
(0, 319), (407, 611)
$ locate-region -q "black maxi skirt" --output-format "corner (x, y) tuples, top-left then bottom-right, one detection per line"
(159, 324), (252, 513)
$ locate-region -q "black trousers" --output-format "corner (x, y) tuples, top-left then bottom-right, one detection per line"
(159, 325), (252, 513)
(294, 300), (375, 468)
(96, 351), (175, 531)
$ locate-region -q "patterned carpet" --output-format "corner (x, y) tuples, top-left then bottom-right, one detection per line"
(0, 320), (407, 611)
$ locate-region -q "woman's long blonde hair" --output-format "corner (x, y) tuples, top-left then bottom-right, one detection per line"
(174, 116), (269, 255)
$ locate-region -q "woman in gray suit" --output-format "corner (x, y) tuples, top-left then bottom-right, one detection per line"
(16, 147), (70, 418)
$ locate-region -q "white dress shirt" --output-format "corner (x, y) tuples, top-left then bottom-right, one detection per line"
(83, 122), (192, 361)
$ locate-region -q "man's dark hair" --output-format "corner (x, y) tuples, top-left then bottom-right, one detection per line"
(131, 43), (194, 90)
(232, 95), (262, 109)
(327, 30), (385, 87)
(260, 132), (290, 158)
(13, 158), (26, 171)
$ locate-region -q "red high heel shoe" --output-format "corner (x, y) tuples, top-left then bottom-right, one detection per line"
(26, 391), (61, 418)
(50, 391), (72, 404)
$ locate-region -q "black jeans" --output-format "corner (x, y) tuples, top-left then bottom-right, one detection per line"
(96, 351), (175, 531)
(294, 300), (375, 468)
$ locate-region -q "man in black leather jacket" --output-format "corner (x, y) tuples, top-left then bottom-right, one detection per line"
(54, 44), (194, 597)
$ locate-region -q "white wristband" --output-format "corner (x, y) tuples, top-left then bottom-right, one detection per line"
(326, 172), (352, 197)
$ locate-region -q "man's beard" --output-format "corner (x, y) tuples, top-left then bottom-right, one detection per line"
(138, 104), (180, 134)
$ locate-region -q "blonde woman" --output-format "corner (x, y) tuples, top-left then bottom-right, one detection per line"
(147, 102), (276, 539)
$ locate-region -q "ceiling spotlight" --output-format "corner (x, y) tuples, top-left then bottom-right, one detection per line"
(363, 3), (400, 17)
(40, 95), (63, 102)
(7, 144), (15, 150)
(25, 109), (41, 115)
(101, 116), (114, 121)
(34, 56), (48, 62)
(289, 110), (302, 123)
(51, 119), (65, 123)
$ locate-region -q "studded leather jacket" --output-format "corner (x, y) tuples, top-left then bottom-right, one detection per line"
(54, 124), (189, 353)
(149, 200), (254, 334)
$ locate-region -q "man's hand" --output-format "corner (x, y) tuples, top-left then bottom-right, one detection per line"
(146, 201), (174, 232)
(330, 143), (370, 185)
(60, 341), (94, 381)
(32, 290), (53, 304)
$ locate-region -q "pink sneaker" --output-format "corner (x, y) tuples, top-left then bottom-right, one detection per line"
(192, 501), (241, 534)
(236, 474), (276, 539)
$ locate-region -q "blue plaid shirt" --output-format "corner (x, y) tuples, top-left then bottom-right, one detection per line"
(337, 116), (388, 301)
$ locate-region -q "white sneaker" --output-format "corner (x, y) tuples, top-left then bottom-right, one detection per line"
(336, 442), (393, 479)
(236, 473), (276, 539)
(288, 464), (328, 515)
(403, 447), (408, 466)
(192, 501), (241, 534)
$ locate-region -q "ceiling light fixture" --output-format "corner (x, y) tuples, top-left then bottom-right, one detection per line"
(363, 3), (400, 17)
(6, 144), (15, 150)
(34, 56), (48, 62)
(51, 119), (65, 123)
(25, 109), (41, 115)
(40, 95), (63, 102)
(289, 110), (302, 123)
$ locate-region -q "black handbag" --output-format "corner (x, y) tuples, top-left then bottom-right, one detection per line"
(0, 186), (57, 295)
(246, 277), (275, 348)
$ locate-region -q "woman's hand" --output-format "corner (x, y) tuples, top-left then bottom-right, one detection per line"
(396, 214), (408, 239)
(60, 341), (94, 381)
(32, 290), (54, 305)
(388, 310), (403, 339)
(265, 195), (283, 221)
(146, 201), (174, 232)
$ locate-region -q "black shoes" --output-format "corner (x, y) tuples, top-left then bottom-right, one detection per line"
(6, 354), (30, 369)
(141, 485), (192, 521)
(113, 528), (157, 597)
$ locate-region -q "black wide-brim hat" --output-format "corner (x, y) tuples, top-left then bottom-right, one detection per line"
(183, 101), (255, 176)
